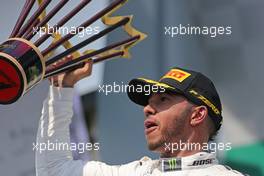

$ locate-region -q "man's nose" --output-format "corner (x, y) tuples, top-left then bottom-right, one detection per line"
(143, 104), (156, 118)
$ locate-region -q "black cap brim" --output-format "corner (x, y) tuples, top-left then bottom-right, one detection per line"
(127, 78), (182, 106)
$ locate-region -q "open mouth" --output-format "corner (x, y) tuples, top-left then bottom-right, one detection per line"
(144, 119), (158, 134)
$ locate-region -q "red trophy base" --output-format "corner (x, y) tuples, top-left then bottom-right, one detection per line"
(0, 38), (45, 104)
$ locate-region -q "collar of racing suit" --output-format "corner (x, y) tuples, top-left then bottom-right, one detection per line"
(158, 152), (218, 172)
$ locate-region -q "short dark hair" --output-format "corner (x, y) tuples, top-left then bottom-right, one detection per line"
(207, 116), (218, 141)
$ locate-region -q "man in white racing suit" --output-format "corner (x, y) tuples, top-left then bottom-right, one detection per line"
(36, 61), (247, 176)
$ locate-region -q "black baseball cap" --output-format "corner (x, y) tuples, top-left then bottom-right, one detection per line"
(127, 67), (223, 131)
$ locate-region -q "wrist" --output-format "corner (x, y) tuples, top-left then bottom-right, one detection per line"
(62, 80), (75, 88)
(51, 78), (76, 88)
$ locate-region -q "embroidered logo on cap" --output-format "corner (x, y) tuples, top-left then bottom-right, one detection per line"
(189, 89), (221, 115)
(162, 69), (191, 82)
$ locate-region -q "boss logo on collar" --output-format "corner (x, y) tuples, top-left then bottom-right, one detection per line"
(189, 158), (214, 166)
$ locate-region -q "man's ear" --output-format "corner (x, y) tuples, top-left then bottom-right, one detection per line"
(190, 106), (208, 127)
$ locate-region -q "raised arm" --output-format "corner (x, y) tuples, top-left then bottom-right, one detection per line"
(36, 86), (85, 176)
(36, 58), (94, 176)
(35, 58), (140, 176)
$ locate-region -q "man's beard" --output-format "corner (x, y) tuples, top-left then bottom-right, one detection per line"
(147, 110), (190, 152)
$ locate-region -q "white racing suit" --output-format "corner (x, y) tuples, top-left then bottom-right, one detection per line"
(36, 86), (247, 176)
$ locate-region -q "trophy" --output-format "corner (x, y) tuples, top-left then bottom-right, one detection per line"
(0, 0), (146, 105)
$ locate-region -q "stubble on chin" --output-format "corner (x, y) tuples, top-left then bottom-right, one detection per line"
(146, 104), (192, 153)
(147, 135), (167, 151)
(147, 111), (189, 152)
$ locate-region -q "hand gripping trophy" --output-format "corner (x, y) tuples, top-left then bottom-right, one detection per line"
(0, 0), (146, 104)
